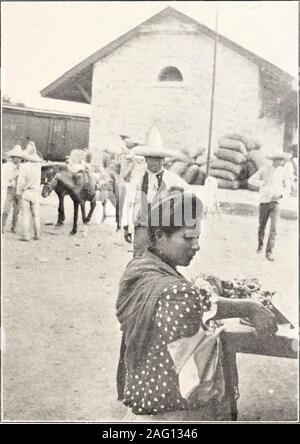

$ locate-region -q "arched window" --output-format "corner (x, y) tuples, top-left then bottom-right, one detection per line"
(159, 66), (183, 82)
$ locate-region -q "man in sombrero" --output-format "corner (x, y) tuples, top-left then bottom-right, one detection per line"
(16, 141), (42, 241)
(2, 145), (23, 234)
(122, 126), (189, 257)
(248, 150), (291, 261)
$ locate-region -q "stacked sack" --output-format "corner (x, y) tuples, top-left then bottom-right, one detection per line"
(209, 135), (249, 190)
(166, 145), (207, 185)
(210, 133), (270, 190)
(164, 134), (270, 190)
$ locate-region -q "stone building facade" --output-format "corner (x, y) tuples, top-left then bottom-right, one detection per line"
(41, 7), (294, 162)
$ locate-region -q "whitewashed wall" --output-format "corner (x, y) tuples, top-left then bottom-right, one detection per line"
(89, 15), (283, 162)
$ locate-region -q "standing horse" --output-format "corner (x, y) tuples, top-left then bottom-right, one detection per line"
(41, 164), (126, 233)
(41, 164), (96, 234)
(41, 163), (69, 226)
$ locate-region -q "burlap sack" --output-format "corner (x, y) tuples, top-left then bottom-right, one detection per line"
(210, 158), (245, 176)
(182, 164), (201, 184)
(193, 169), (206, 185)
(218, 137), (248, 157)
(217, 178), (241, 190)
(195, 153), (208, 166)
(239, 165), (248, 180)
(225, 133), (249, 147)
(225, 133), (261, 151)
(210, 168), (238, 182)
(215, 148), (246, 165)
(246, 159), (257, 178)
(169, 161), (188, 177)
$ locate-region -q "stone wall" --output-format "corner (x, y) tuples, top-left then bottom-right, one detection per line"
(89, 15), (283, 162)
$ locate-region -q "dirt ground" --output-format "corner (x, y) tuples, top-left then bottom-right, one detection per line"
(2, 193), (298, 422)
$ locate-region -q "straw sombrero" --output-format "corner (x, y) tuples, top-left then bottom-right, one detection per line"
(6, 145), (23, 158)
(21, 142), (41, 162)
(132, 126), (188, 161)
(266, 151), (292, 161)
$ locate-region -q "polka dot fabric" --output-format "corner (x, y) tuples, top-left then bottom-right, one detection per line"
(123, 281), (213, 415)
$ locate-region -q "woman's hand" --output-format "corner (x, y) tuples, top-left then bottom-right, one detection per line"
(247, 300), (278, 335)
(215, 297), (278, 335)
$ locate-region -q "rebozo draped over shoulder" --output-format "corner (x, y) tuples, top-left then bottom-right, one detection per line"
(116, 250), (189, 398)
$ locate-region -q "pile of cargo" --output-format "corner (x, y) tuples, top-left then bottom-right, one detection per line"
(209, 133), (269, 190)
(209, 135), (248, 189)
(164, 134), (271, 189)
(67, 148), (90, 164)
(165, 146), (207, 185)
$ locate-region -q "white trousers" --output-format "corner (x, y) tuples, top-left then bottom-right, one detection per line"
(20, 191), (40, 240)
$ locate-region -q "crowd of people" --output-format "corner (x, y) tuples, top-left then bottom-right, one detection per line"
(2, 128), (297, 421)
(1, 128), (296, 255)
(2, 137), (42, 241)
(120, 126), (295, 262)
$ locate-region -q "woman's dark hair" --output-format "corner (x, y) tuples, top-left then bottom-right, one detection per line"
(147, 187), (203, 247)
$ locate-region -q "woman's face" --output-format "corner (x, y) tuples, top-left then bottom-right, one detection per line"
(158, 225), (201, 267)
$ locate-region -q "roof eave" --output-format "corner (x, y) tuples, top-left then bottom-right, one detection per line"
(40, 6), (294, 103)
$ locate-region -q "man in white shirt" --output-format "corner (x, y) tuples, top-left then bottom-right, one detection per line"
(122, 126), (189, 257)
(16, 142), (42, 241)
(2, 145), (23, 233)
(248, 151), (291, 261)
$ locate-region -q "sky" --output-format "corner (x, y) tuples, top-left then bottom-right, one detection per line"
(2, 1), (298, 115)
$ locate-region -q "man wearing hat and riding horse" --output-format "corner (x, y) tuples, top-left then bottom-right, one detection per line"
(248, 151), (291, 261)
(16, 142), (42, 241)
(122, 126), (189, 257)
(2, 145), (23, 234)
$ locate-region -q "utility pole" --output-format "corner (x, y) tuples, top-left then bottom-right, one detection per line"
(205, 3), (220, 179)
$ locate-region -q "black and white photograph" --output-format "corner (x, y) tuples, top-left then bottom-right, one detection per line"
(1, 1), (299, 424)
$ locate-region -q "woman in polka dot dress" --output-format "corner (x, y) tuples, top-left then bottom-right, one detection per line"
(116, 189), (277, 421)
